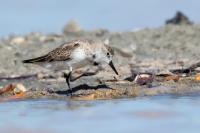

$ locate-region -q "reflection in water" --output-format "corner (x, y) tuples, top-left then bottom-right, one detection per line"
(0, 96), (200, 133)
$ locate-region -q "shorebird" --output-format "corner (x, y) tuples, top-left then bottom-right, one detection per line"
(23, 39), (118, 93)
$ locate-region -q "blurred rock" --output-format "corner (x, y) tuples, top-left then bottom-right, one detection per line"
(93, 29), (109, 37)
(135, 74), (154, 85)
(10, 37), (26, 45)
(166, 11), (193, 25)
(0, 83), (26, 96)
(63, 20), (82, 34)
(14, 83), (27, 94)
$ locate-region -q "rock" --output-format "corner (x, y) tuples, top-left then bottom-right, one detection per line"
(0, 83), (26, 96)
(134, 73), (154, 85)
(166, 11), (193, 25)
(156, 70), (175, 76)
(14, 83), (27, 94)
(114, 46), (133, 58)
(63, 20), (82, 34)
(93, 29), (109, 37)
(10, 37), (26, 45)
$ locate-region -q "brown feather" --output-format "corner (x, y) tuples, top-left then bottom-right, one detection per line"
(23, 42), (80, 63)
(22, 54), (52, 63)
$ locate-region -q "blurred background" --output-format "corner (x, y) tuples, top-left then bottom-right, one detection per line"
(0, 0), (199, 36)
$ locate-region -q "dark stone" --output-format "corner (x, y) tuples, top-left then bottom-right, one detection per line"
(166, 11), (193, 25)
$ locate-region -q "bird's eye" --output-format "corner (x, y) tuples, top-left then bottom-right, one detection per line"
(93, 62), (99, 66)
(74, 43), (79, 46)
(92, 54), (96, 59)
(107, 52), (110, 56)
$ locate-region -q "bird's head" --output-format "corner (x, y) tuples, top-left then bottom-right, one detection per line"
(92, 44), (118, 75)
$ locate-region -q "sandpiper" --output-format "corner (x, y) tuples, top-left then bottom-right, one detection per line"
(23, 39), (118, 93)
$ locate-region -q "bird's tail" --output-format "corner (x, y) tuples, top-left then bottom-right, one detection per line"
(22, 54), (51, 63)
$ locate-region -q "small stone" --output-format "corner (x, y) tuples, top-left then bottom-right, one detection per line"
(134, 73), (154, 85)
(10, 37), (26, 44)
(166, 11), (193, 25)
(94, 29), (109, 37)
(63, 20), (81, 34)
(14, 83), (27, 94)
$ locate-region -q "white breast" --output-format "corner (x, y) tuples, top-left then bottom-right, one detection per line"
(69, 48), (91, 69)
(72, 48), (86, 61)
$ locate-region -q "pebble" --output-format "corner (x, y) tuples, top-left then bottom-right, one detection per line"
(10, 37), (26, 45)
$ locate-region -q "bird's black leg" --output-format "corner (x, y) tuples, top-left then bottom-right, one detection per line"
(63, 71), (72, 95)
(63, 68), (100, 96)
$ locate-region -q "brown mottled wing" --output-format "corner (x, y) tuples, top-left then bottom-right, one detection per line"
(48, 43), (80, 61)
(23, 43), (80, 63)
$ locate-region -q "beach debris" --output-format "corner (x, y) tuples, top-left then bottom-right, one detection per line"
(14, 83), (27, 94)
(166, 11), (193, 25)
(164, 75), (180, 82)
(124, 68), (154, 85)
(195, 74), (200, 81)
(6, 91), (26, 100)
(134, 73), (154, 85)
(0, 84), (16, 95)
(155, 70), (180, 82)
(0, 83), (27, 101)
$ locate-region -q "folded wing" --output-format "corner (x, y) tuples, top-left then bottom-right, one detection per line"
(23, 42), (80, 63)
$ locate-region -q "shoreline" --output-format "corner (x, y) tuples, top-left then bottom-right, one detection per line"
(0, 24), (200, 100)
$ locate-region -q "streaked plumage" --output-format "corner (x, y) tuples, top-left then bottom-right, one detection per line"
(23, 39), (118, 93)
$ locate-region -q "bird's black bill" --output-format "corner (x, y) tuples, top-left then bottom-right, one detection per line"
(109, 61), (118, 75)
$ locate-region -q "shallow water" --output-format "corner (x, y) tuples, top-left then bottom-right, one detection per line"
(0, 95), (200, 133)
